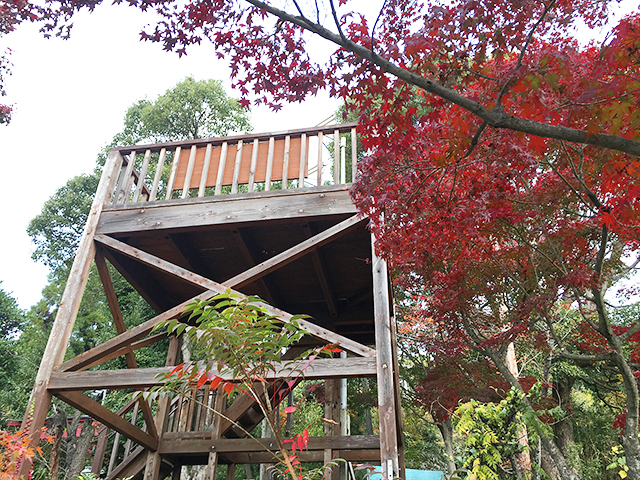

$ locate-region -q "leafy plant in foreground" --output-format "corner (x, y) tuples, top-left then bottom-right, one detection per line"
(149, 292), (341, 480)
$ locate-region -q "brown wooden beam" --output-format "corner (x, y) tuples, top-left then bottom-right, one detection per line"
(74, 332), (167, 372)
(217, 450), (380, 465)
(54, 391), (158, 451)
(158, 435), (379, 455)
(49, 357), (377, 391)
(94, 226), (374, 357)
(115, 123), (358, 156)
(301, 223), (338, 317)
(97, 185), (357, 235)
(18, 151), (124, 480)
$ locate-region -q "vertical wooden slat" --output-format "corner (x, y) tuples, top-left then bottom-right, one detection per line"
(182, 145), (198, 199)
(197, 386), (211, 430)
(91, 427), (109, 475)
(371, 233), (400, 479)
(149, 148), (167, 202)
(198, 144), (213, 197)
(143, 335), (181, 480)
(226, 464), (236, 480)
(123, 402), (139, 458)
(115, 151), (136, 204)
(333, 129), (340, 185)
(214, 142), (229, 196)
(340, 136), (346, 186)
(107, 431), (121, 476)
(298, 133), (306, 188)
(281, 135), (290, 190)
(248, 139), (259, 193)
(317, 132), (323, 186)
(231, 140), (244, 194)
(165, 147), (182, 200)
(204, 386), (226, 480)
(265, 137), (275, 191)
(132, 150), (152, 203)
(124, 153), (137, 202)
(351, 127), (357, 182)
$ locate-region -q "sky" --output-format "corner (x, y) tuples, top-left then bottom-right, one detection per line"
(0, 4), (341, 309)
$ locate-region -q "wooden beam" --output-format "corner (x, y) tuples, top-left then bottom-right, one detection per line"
(60, 214), (371, 373)
(301, 223), (338, 317)
(229, 228), (280, 306)
(371, 234), (400, 479)
(218, 450), (380, 465)
(97, 185), (357, 235)
(93, 227), (374, 357)
(54, 391), (158, 451)
(18, 150), (124, 480)
(49, 357), (377, 391)
(115, 123), (358, 156)
(74, 332), (167, 372)
(159, 435), (380, 455)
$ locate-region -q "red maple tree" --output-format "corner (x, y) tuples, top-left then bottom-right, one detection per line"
(7, 0), (640, 478)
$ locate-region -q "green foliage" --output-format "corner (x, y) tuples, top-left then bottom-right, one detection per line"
(454, 389), (525, 480)
(27, 174), (99, 279)
(151, 293), (338, 480)
(113, 77), (251, 145)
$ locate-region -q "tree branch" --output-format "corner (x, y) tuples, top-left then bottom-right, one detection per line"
(243, 0), (640, 157)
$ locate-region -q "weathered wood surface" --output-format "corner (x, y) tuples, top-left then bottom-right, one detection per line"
(209, 450), (380, 465)
(158, 435), (380, 455)
(18, 151), (124, 479)
(371, 234), (400, 479)
(98, 185), (357, 234)
(54, 391), (158, 451)
(90, 228), (374, 358)
(49, 357), (377, 391)
(115, 123), (358, 156)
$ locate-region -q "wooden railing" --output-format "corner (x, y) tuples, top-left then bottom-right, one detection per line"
(108, 123), (358, 206)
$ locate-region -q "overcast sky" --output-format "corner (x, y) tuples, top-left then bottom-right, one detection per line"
(0, 4), (340, 308)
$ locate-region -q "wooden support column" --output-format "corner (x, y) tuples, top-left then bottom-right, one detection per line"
(18, 150), (123, 479)
(371, 234), (400, 480)
(323, 378), (340, 480)
(144, 336), (181, 480)
(205, 386), (227, 480)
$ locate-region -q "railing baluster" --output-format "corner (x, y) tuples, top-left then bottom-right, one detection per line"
(334, 130), (340, 184)
(282, 135), (290, 190)
(115, 152), (136, 204)
(248, 138), (259, 193)
(132, 150), (151, 203)
(265, 137), (275, 191)
(198, 144), (213, 197)
(340, 136), (346, 185)
(149, 148), (166, 202)
(298, 133), (307, 188)
(231, 140), (243, 194)
(351, 127), (357, 182)
(165, 147), (182, 200)
(182, 146), (198, 199)
(317, 132), (323, 186)
(107, 431), (121, 476)
(214, 142), (229, 196)
(123, 402), (139, 458)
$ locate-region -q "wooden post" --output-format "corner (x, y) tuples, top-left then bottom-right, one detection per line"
(18, 150), (123, 479)
(371, 234), (400, 480)
(205, 386), (227, 480)
(324, 378), (340, 480)
(143, 336), (181, 480)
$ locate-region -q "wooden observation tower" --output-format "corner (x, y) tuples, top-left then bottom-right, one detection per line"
(20, 123), (405, 480)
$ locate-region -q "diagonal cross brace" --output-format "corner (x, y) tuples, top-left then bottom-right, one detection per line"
(60, 215), (373, 372)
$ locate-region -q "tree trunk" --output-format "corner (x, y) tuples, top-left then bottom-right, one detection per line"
(437, 417), (456, 477)
(552, 373), (576, 457)
(489, 351), (581, 480)
(64, 412), (94, 480)
(48, 406), (67, 480)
